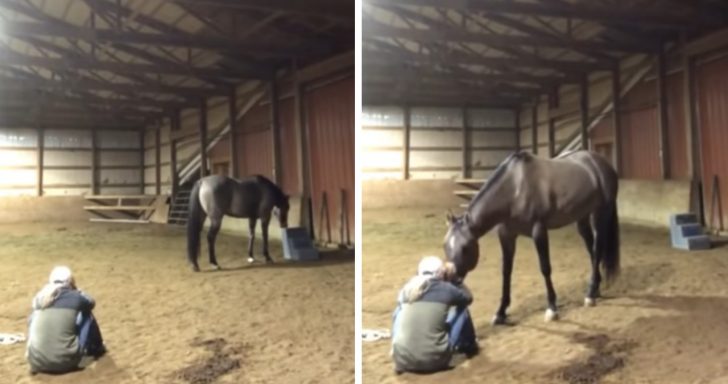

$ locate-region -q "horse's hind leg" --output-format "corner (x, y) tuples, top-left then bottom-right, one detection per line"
(247, 217), (257, 263)
(207, 218), (222, 270)
(532, 222), (558, 322)
(493, 225), (516, 326)
(577, 217), (600, 306)
(261, 218), (273, 264)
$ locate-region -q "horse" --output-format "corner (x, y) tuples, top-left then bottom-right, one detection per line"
(186, 174), (290, 272)
(444, 150), (620, 324)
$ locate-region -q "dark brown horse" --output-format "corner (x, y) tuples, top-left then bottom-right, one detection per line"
(187, 174), (289, 272)
(444, 150), (620, 324)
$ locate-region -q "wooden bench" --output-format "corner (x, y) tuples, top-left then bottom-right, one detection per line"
(83, 195), (159, 223)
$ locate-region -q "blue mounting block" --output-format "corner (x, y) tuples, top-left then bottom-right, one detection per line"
(281, 227), (319, 261)
(669, 213), (711, 251)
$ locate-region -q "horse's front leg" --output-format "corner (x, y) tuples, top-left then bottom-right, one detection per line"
(493, 225), (516, 326)
(247, 217), (257, 263)
(261, 218), (273, 264)
(532, 222), (558, 322)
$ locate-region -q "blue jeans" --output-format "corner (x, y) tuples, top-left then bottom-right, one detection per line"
(76, 312), (105, 357)
(391, 305), (476, 351)
(446, 306), (476, 351)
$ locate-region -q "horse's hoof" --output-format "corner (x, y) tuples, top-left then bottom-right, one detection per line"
(584, 297), (596, 307)
(190, 265), (200, 272)
(211, 264), (221, 271)
(264, 258), (274, 264)
(544, 308), (559, 322)
(247, 257), (254, 263)
(491, 314), (508, 326)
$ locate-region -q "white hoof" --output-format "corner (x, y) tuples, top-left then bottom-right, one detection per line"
(211, 264), (221, 270)
(544, 308), (559, 322)
(584, 297), (596, 307)
(247, 257), (254, 263)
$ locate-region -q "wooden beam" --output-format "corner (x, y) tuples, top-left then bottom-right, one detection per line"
(580, 76), (589, 150)
(91, 129), (99, 195)
(172, 0), (353, 21)
(228, 87), (239, 178)
(548, 90), (558, 157)
(0, 20), (315, 58)
(403, 105), (411, 180)
(0, 47), (250, 79)
(37, 127), (43, 197)
(297, 50), (354, 84)
(170, 112), (179, 198)
(155, 127), (161, 195)
(364, 18), (654, 53)
(683, 50), (699, 181)
(364, 46), (610, 73)
(462, 107), (469, 178)
(514, 107), (521, 151)
(366, 0), (712, 28)
(139, 129), (145, 194)
(270, 81), (282, 184)
(612, 66), (622, 174)
(531, 103), (538, 154)
(656, 46), (670, 179)
(294, 78), (312, 233)
(684, 27), (728, 56)
(199, 99), (208, 178)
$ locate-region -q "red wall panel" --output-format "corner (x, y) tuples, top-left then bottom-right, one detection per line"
(666, 73), (688, 180)
(697, 55), (728, 228)
(305, 76), (355, 244)
(619, 81), (661, 179)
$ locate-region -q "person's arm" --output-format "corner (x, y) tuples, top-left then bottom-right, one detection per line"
(78, 290), (95, 311)
(445, 282), (473, 307)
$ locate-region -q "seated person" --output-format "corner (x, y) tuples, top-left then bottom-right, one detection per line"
(26, 266), (106, 374)
(391, 256), (477, 374)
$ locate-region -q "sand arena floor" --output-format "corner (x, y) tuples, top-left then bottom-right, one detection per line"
(0, 222), (354, 384)
(363, 206), (728, 384)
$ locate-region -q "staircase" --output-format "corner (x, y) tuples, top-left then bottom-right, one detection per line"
(670, 213), (711, 250)
(168, 185), (192, 226)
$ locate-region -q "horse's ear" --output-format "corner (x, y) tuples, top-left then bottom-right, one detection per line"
(445, 210), (456, 225)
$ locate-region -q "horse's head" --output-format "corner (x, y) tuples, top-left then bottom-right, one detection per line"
(273, 194), (290, 228)
(443, 212), (480, 279)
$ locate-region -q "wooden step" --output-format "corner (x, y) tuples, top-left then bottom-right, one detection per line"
(454, 179), (485, 185)
(85, 195), (157, 200)
(454, 190), (478, 197)
(89, 218), (151, 224)
(84, 205), (155, 211)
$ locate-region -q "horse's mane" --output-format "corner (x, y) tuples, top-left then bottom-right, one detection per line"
(252, 174), (287, 201)
(466, 151), (522, 212)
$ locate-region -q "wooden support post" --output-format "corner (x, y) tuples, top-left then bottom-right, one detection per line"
(403, 105), (411, 180)
(270, 80), (282, 184)
(294, 80), (312, 232)
(155, 126), (161, 195)
(91, 129), (98, 195)
(139, 128), (145, 194)
(228, 87), (239, 178)
(612, 66), (622, 174)
(580, 75), (590, 150)
(657, 45), (670, 179)
(170, 111), (179, 198)
(531, 103), (538, 154)
(462, 107), (469, 178)
(514, 107), (520, 151)
(683, 48), (700, 180)
(37, 127), (43, 197)
(199, 98), (208, 178)
(548, 90), (558, 158)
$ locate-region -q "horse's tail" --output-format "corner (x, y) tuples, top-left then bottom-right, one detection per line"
(186, 180), (205, 266)
(599, 200), (621, 283)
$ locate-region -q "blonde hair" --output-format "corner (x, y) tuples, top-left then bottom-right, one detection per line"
(34, 267), (77, 310)
(400, 261), (458, 303)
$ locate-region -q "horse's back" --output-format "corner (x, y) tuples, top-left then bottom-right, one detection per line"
(511, 151), (616, 229)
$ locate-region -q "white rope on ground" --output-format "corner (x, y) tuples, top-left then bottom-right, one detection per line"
(0, 333), (25, 345)
(362, 328), (390, 342)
